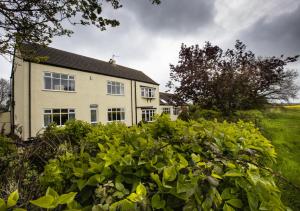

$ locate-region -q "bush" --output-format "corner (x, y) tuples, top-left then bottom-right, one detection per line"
(179, 105), (222, 121)
(38, 116), (285, 210)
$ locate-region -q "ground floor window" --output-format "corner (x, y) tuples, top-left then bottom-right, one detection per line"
(43, 108), (75, 127)
(162, 107), (171, 115)
(107, 108), (125, 122)
(173, 107), (181, 115)
(142, 109), (156, 122)
(90, 104), (98, 124)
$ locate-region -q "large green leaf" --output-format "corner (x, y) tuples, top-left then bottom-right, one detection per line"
(226, 199), (243, 208)
(151, 194), (165, 209)
(57, 192), (77, 204)
(0, 198), (6, 211)
(7, 190), (19, 208)
(30, 195), (55, 209)
(163, 166), (177, 182)
(136, 183), (147, 197)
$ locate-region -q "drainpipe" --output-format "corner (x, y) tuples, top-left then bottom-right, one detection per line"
(28, 62), (31, 138)
(135, 81), (137, 124)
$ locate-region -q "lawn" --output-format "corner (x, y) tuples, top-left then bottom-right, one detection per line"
(260, 106), (300, 210)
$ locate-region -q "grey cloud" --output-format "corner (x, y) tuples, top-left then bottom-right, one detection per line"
(122, 0), (216, 35)
(239, 5), (300, 57)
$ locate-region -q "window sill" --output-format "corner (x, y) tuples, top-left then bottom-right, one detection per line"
(141, 97), (156, 99)
(107, 94), (125, 96)
(42, 89), (77, 93)
(107, 120), (125, 122)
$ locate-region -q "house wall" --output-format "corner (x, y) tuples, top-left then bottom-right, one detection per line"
(0, 112), (11, 135)
(14, 61), (159, 140)
(160, 105), (179, 121)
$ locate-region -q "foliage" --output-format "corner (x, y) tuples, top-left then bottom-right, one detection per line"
(0, 188), (77, 210)
(0, 189), (26, 211)
(0, 135), (18, 182)
(0, 78), (10, 111)
(178, 105), (222, 121)
(0, 0), (161, 56)
(38, 117), (286, 210)
(168, 40), (299, 114)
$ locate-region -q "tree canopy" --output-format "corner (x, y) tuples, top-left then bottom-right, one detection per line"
(0, 0), (161, 56)
(168, 40), (299, 114)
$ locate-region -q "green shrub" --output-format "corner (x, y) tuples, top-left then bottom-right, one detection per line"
(39, 117), (285, 210)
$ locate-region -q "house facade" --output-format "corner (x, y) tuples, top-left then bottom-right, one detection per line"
(11, 45), (160, 140)
(159, 92), (182, 121)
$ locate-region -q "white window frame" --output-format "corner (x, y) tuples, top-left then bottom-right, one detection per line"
(142, 109), (156, 122)
(162, 107), (171, 115)
(90, 105), (98, 124)
(107, 108), (125, 122)
(43, 108), (75, 127)
(141, 87), (156, 98)
(173, 107), (181, 115)
(44, 72), (75, 91)
(107, 81), (125, 95)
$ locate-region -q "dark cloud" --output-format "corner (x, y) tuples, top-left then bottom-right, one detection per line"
(239, 5), (300, 57)
(122, 0), (216, 35)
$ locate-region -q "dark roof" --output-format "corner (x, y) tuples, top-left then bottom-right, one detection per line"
(21, 44), (159, 85)
(160, 92), (176, 105)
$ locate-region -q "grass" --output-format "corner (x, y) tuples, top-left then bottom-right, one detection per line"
(259, 106), (300, 210)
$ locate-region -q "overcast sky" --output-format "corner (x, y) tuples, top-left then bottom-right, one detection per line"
(1, 0), (300, 101)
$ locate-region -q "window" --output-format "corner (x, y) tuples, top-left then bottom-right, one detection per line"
(90, 104), (98, 124)
(173, 107), (181, 115)
(107, 108), (125, 121)
(162, 107), (171, 115)
(44, 72), (75, 91)
(107, 81), (124, 95)
(142, 109), (155, 122)
(43, 109), (75, 127)
(141, 87), (156, 98)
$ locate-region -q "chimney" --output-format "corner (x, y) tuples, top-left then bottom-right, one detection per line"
(109, 58), (116, 66)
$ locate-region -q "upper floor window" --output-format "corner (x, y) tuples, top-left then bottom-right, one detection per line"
(43, 108), (75, 127)
(107, 108), (125, 122)
(107, 81), (124, 95)
(44, 72), (75, 91)
(141, 87), (156, 98)
(162, 107), (171, 115)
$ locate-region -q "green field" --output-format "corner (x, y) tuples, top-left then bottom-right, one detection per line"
(260, 107), (300, 209)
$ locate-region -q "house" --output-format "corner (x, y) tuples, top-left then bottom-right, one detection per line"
(11, 45), (160, 140)
(159, 92), (182, 120)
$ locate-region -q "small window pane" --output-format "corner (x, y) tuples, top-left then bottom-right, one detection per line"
(61, 109), (68, 113)
(61, 113), (68, 125)
(61, 74), (68, 79)
(44, 77), (51, 89)
(91, 109), (97, 123)
(53, 73), (60, 78)
(44, 114), (52, 126)
(53, 114), (60, 125)
(61, 79), (68, 91)
(107, 84), (112, 94)
(69, 80), (75, 91)
(69, 113), (75, 120)
(44, 72), (51, 77)
(69, 75), (74, 80)
(53, 78), (60, 90)
(53, 109), (60, 113)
